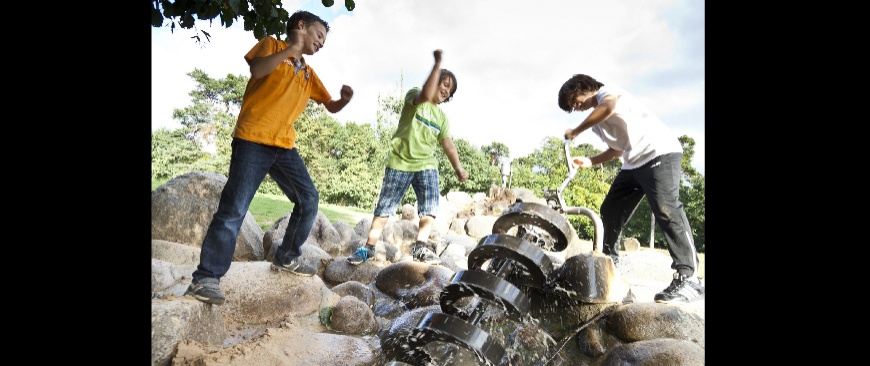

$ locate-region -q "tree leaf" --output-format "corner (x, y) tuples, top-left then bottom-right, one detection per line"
(151, 6), (164, 27)
(228, 0), (243, 14)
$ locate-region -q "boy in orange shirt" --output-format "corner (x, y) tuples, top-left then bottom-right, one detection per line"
(186, 10), (353, 305)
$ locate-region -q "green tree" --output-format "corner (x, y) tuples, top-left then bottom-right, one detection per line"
(152, 127), (211, 180)
(678, 135), (705, 251)
(295, 100), (384, 208)
(152, 69), (248, 180)
(481, 142), (511, 167)
(151, 0), (357, 43)
(436, 138), (501, 196)
(170, 68), (247, 175)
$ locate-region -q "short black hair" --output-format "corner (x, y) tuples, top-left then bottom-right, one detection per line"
(440, 69), (458, 103)
(286, 10), (330, 35)
(558, 74), (604, 112)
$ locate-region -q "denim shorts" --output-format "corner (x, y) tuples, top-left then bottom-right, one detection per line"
(373, 167), (439, 217)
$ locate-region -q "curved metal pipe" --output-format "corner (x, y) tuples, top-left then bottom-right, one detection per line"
(560, 206), (603, 254)
(558, 140), (604, 254)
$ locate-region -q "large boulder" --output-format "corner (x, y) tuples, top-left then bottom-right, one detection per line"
(151, 172), (264, 261)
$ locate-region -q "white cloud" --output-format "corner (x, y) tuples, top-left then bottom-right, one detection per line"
(152, 0), (704, 175)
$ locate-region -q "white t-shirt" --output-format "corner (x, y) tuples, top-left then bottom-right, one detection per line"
(590, 85), (683, 170)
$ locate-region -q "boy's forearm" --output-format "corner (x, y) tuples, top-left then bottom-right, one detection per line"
(446, 150), (463, 172)
(416, 59), (442, 104)
(249, 49), (293, 79)
(324, 85), (354, 113)
(591, 148), (622, 165)
(441, 138), (462, 170)
(323, 98), (348, 113)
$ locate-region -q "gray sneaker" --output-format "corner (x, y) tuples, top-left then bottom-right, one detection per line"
(413, 245), (441, 265)
(271, 256), (317, 276)
(185, 277), (226, 305)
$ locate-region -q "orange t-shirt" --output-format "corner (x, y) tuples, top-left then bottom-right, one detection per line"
(232, 36), (331, 149)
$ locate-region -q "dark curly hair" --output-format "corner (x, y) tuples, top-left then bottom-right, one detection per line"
(440, 69), (458, 103)
(286, 10), (330, 35)
(558, 74), (604, 112)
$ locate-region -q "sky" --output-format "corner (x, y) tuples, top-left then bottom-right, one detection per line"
(152, 0), (705, 175)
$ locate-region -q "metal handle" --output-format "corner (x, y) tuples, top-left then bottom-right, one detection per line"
(557, 139), (603, 253)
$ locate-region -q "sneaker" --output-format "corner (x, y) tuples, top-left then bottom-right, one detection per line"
(185, 277), (226, 305)
(413, 245), (442, 265)
(271, 256), (317, 276)
(347, 246), (375, 265)
(654, 273), (705, 303)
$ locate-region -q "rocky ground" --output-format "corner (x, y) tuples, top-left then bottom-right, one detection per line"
(166, 248), (704, 366)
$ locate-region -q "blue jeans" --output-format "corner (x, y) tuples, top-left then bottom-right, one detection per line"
(599, 153), (699, 275)
(192, 138), (319, 282)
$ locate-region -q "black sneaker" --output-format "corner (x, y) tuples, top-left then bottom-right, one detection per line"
(654, 273), (705, 303)
(346, 246), (375, 265)
(185, 277), (226, 305)
(413, 245), (441, 265)
(271, 256), (317, 276)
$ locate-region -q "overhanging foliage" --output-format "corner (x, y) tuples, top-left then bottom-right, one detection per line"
(151, 0), (357, 43)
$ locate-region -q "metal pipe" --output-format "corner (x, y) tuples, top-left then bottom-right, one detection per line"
(560, 206), (603, 254)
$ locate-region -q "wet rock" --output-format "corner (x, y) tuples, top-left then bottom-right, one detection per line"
(374, 262), (455, 309)
(323, 255), (386, 286)
(605, 303), (705, 348)
(601, 338), (704, 366)
(329, 295), (379, 335)
(331, 280), (376, 306)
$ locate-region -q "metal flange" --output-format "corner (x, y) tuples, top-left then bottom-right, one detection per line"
(440, 270), (531, 323)
(491, 202), (573, 252)
(468, 234), (553, 289)
(395, 312), (506, 366)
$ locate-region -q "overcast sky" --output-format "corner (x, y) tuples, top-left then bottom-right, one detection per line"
(152, 0), (705, 175)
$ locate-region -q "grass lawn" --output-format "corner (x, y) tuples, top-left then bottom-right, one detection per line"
(250, 193), (369, 230)
(151, 179), (368, 230)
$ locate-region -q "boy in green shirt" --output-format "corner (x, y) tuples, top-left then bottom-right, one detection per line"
(347, 49), (467, 266)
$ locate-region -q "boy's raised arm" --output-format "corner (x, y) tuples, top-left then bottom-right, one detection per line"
(413, 49), (444, 105)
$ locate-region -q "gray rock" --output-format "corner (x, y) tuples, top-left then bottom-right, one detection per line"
(331, 280), (376, 306)
(329, 296), (379, 335)
(333, 221), (356, 250)
(310, 210), (342, 253)
(400, 204), (417, 220)
(464, 215), (499, 240)
(151, 186), (706, 366)
(151, 239), (201, 266)
(323, 255), (386, 286)
(601, 338), (704, 366)
(606, 303), (705, 348)
(449, 217), (468, 234)
(151, 259), (176, 292)
(374, 262), (454, 309)
(151, 298), (227, 366)
(151, 172), (264, 261)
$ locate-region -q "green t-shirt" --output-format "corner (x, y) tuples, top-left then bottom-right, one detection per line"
(387, 87), (451, 171)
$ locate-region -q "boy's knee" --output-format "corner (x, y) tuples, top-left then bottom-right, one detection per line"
(297, 190), (319, 206)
